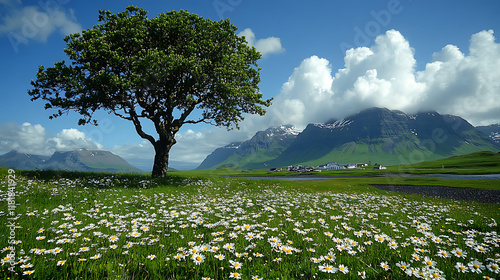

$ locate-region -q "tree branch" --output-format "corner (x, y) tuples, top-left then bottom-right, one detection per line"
(128, 106), (156, 145)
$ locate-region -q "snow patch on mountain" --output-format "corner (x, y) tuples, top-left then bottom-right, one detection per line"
(313, 119), (354, 130)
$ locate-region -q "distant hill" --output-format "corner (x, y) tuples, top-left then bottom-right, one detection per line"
(198, 107), (500, 169)
(403, 151), (500, 170)
(0, 149), (144, 173)
(0, 150), (50, 170)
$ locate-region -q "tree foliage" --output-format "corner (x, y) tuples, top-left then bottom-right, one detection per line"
(28, 6), (272, 177)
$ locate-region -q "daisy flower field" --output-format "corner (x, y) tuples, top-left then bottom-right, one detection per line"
(0, 169), (499, 279)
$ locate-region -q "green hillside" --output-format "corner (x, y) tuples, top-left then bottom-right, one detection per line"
(394, 151), (500, 174)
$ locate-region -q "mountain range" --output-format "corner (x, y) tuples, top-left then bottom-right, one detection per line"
(197, 108), (500, 169)
(0, 148), (144, 173)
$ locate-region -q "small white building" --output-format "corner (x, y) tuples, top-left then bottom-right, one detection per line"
(326, 162), (346, 170)
(373, 165), (387, 170)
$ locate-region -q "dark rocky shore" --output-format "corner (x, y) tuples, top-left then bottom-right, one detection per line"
(371, 184), (500, 204)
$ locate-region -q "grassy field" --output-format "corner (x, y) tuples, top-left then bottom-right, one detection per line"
(387, 151), (500, 175)
(1, 167), (499, 279)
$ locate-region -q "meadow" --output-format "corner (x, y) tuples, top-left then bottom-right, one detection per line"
(0, 168), (499, 279)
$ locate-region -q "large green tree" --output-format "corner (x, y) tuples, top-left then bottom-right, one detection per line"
(28, 6), (271, 177)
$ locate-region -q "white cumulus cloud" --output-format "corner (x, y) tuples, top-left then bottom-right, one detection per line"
(0, 2), (81, 46)
(0, 122), (102, 156)
(264, 29), (500, 128)
(238, 28), (284, 57)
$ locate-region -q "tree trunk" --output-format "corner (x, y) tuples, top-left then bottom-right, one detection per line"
(151, 140), (174, 178)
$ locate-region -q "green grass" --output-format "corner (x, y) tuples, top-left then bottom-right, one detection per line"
(391, 151), (500, 174)
(1, 169), (499, 279)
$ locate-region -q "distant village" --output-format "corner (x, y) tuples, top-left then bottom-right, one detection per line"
(269, 162), (387, 172)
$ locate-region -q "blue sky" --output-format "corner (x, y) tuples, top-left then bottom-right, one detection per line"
(1, 0), (500, 170)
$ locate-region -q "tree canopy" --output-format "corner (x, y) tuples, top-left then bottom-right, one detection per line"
(28, 6), (272, 177)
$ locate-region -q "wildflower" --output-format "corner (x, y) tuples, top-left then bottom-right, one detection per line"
(338, 264), (349, 274)
(475, 245), (488, 253)
(229, 272), (241, 279)
(79, 246), (90, 253)
(396, 261), (410, 271)
(23, 270), (35, 275)
(57, 260), (66, 266)
(251, 276), (262, 280)
(78, 258), (87, 262)
(36, 236), (46, 241)
(20, 263), (34, 269)
(1, 256), (12, 265)
(311, 257), (323, 263)
(374, 234), (385, 243)
(223, 243), (235, 251)
(229, 260), (242, 270)
(90, 253), (102, 260)
(214, 254), (225, 261)
(110, 245), (118, 250)
(146, 255), (156, 260)
(109, 235), (119, 243)
(319, 264), (337, 273)
(358, 271), (367, 279)
(324, 253), (336, 262)
(192, 254), (205, 265)
(380, 262), (391, 271)
(190, 246), (201, 255)
(451, 248), (467, 258)
(469, 260), (486, 273)
(280, 245), (293, 255)
(174, 253), (185, 261)
(423, 256), (435, 267)
(130, 231), (142, 238)
(487, 262), (500, 273)
(455, 262), (468, 273)
(437, 249), (450, 258)
(211, 246), (220, 253)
